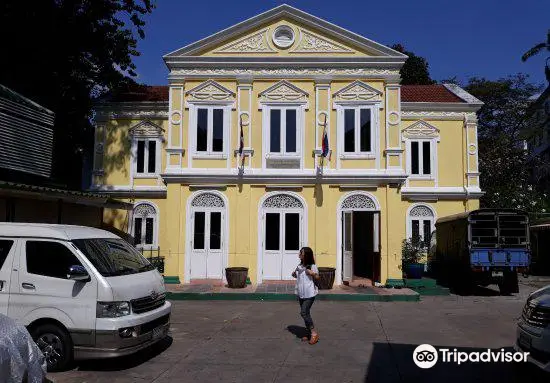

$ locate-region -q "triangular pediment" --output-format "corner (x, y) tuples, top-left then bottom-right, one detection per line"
(129, 120), (164, 137)
(333, 81), (382, 102)
(402, 121), (440, 139)
(164, 5), (406, 59)
(185, 80), (235, 101)
(259, 80), (308, 103)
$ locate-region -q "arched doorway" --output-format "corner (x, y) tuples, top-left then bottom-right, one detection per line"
(186, 191), (228, 282)
(337, 192), (381, 285)
(258, 193), (307, 283)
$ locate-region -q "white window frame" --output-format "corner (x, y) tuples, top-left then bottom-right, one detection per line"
(336, 104), (379, 159)
(406, 138), (438, 180)
(406, 204), (436, 244)
(130, 202), (159, 250)
(131, 138), (161, 177)
(188, 103), (232, 159)
(261, 104), (305, 169)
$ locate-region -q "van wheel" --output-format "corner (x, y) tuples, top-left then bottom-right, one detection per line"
(31, 323), (73, 371)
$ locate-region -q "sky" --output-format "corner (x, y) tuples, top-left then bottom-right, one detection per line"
(132, 0), (550, 87)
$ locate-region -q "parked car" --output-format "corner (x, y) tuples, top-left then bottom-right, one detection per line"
(514, 285), (550, 372)
(0, 223), (171, 371)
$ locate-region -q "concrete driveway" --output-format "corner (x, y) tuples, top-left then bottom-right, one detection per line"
(49, 283), (549, 383)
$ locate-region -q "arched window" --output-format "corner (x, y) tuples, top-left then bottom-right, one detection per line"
(132, 202), (158, 248)
(407, 205), (435, 245)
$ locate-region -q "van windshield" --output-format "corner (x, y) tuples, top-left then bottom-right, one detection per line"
(72, 238), (155, 277)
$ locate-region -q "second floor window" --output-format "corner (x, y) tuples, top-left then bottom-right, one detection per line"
(410, 140), (432, 176)
(268, 107), (299, 155)
(136, 139), (157, 174)
(196, 107), (225, 154)
(344, 108), (372, 154)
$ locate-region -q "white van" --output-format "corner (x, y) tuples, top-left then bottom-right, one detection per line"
(0, 223), (171, 371)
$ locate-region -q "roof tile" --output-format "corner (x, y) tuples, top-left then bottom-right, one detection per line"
(401, 85), (465, 103)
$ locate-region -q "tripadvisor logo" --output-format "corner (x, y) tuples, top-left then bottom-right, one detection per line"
(413, 345), (529, 369)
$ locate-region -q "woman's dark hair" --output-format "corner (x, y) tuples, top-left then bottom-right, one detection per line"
(300, 247), (315, 266)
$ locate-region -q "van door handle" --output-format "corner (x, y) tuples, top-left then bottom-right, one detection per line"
(22, 283), (35, 290)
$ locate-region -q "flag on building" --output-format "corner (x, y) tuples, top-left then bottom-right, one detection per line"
(239, 120), (244, 160)
(322, 127), (330, 160)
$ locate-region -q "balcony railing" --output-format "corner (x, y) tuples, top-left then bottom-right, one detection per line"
(139, 247), (165, 274)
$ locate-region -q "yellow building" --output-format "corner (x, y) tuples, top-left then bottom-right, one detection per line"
(91, 5), (483, 286)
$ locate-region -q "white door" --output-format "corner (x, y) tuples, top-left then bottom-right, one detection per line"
(190, 210), (224, 279)
(0, 239), (17, 315)
(8, 239), (98, 329)
(263, 211), (301, 280)
(342, 211), (353, 282)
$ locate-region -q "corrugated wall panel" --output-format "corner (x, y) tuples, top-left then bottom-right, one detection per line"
(0, 107), (53, 178)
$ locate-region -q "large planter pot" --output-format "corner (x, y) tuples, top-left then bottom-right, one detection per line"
(404, 263), (424, 279)
(225, 267), (248, 288)
(317, 267), (336, 290)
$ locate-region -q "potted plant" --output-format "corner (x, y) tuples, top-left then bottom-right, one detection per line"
(401, 237), (427, 279)
(317, 267), (336, 289)
(225, 267), (249, 288)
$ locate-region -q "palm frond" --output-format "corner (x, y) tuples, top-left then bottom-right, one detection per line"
(522, 43), (547, 61)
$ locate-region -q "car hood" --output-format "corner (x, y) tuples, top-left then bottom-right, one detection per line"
(101, 270), (165, 302)
(528, 284), (550, 308)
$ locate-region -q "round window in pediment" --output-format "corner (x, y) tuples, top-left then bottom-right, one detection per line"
(272, 25), (295, 48)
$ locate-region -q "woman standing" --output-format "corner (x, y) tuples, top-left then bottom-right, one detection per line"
(291, 246), (320, 345)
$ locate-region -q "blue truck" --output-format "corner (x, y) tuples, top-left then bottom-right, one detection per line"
(433, 209), (530, 294)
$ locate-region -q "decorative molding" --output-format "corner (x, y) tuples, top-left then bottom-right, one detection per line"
(134, 202), (156, 217)
(332, 81), (382, 103)
(185, 80), (235, 101)
(169, 68), (400, 79)
(290, 28), (353, 53)
(402, 121), (440, 139)
(94, 102), (169, 120)
(341, 194), (376, 210)
(263, 194), (303, 209)
(191, 192), (225, 207)
(259, 80), (308, 103)
(409, 205), (434, 217)
(129, 119), (165, 138)
(401, 111), (477, 120)
(213, 28), (276, 53)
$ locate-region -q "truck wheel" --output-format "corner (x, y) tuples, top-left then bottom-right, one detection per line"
(31, 323), (73, 371)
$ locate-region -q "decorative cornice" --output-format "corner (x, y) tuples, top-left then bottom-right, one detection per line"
(333, 80), (382, 102)
(213, 28), (276, 53)
(401, 111), (477, 121)
(161, 170), (408, 186)
(94, 102), (168, 120)
(402, 120), (440, 139)
(290, 28), (353, 53)
(169, 67), (400, 80)
(185, 80), (235, 101)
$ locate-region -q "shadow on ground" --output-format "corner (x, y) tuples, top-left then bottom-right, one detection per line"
(365, 343), (548, 383)
(74, 336), (173, 371)
(286, 325), (309, 339)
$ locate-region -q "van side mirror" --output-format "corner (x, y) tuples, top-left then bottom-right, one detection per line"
(68, 265), (90, 282)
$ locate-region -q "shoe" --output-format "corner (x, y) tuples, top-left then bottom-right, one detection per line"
(309, 333), (319, 345)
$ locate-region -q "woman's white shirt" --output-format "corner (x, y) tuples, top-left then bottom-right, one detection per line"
(295, 264), (319, 299)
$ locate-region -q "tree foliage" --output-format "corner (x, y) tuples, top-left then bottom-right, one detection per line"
(521, 29), (550, 82)
(391, 44), (435, 85)
(0, 0), (155, 188)
(465, 75), (548, 212)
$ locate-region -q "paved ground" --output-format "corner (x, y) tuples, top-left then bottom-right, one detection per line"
(49, 281), (550, 383)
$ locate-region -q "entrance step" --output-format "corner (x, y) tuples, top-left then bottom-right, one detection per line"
(405, 277), (450, 296)
(345, 278), (373, 288)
